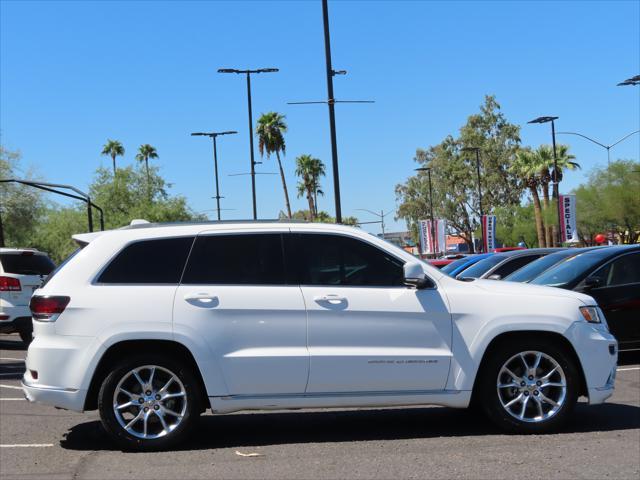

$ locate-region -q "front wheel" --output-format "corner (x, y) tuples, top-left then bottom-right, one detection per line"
(478, 340), (579, 433)
(98, 354), (201, 451)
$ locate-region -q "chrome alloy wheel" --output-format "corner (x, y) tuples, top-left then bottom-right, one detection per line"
(112, 365), (188, 439)
(496, 351), (567, 423)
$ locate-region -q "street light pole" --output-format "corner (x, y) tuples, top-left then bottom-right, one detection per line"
(191, 131), (237, 221)
(218, 67), (278, 220)
(528, 116), (562, 246)
(556, 130), (640, 166)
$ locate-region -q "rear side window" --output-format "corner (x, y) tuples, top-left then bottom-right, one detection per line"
(0, 253), (55, 275)
(493, 254), (544, 279)
(98, 237), (194, 284)
(182, 234), (285, 285)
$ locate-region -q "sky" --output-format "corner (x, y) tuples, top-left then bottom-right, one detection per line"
(1, 0), (639, 234)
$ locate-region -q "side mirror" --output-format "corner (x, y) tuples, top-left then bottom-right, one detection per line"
(487, 274), (502, 280)
(584, 276), (602, 290)
(404, 262), (435, 289)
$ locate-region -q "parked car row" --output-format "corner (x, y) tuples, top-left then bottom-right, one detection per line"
(435, 245), (640, 351)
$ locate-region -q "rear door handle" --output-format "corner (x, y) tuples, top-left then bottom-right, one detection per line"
(314, 294), (347, 304)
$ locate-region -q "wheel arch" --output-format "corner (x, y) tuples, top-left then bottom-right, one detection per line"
(470, 330), (588, 404)
(84, 339), (209, 412)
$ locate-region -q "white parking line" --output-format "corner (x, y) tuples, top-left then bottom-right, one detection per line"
(616, 366), (640, 371)
(0, 444), (53, 448)
(0, 384), (22, 390)
(0, 398), (25, 401)
(0, 358), (25, 362)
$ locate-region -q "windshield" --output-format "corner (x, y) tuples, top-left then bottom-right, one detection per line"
(504, 251), (576, 283)
(441, 257), (470, 274)
(530, 252), (608, 288)
(0, 253), (55, 275)
(456, 255), (504, 279)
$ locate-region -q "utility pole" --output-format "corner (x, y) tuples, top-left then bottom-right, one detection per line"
(218, 68), (278, 219)
(191, 131), (237, 220)
(356, 208), (393, 237)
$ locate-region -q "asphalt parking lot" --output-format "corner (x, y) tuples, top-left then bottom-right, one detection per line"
(1, 333), (638, 480)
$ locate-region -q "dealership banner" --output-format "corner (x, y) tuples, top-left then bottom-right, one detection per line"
(419, 219), (447, 254)
(481, 215), (497, 252)
(559, 194), (579, 243)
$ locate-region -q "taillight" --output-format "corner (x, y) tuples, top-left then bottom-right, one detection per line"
(0, 276), (22, 291)
(30, 295), (70, 321)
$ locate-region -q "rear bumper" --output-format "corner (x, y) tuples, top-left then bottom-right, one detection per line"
(22, 371), (86, 412)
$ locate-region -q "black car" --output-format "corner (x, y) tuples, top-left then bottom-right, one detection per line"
(530, 245), (640, 351)
(456, 248), (564, 281)
(503, 247), (605, 283)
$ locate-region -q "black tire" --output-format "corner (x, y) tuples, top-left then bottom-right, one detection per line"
(98, 353), (201, 451)
(478, 338), (579, 434)
(19, 327), (33, 346)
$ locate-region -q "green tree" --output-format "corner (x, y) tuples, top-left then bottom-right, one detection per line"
(256, 112), (292, 218)
(101, 139), (125, 175)
(494, 203), (539, 248)
(575, 160), (640, 244)
(396, 95), (523, 250)
(0, 146), (46, 248)
(295, 154), (326, 220)
(135, 144), (159, 194)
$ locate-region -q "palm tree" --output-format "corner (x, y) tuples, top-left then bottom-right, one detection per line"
(295, 154), (326, 221)
(135, 144), (159, 194)
(511, 149), (546, 247)
(535, 144), (580, 246)
(101, 139), (125, 175)
(256, 112), (292, 218)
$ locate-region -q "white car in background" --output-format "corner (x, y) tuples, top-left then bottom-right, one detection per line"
(0, 248), (55, 344)
(22, 222), (618, 451)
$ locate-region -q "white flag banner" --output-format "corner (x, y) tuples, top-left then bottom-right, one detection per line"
(436, 219), (447, 254)
(559, 194), (579, 243)
(418, 220), (432, 254)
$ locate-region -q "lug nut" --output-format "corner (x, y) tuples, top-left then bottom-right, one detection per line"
(520, 381), (526, 387)
(154, 405), (160, 410)
(528, 375), (534, 380)
(524, 391), (529, 396)
(144, 407), (149, 412)
(146, 390), (152, 396)
(534, 390), (539, 396)
(155, 394), (161, 400)
(138, 398), (144, 404)
(536, 381), (541, 386)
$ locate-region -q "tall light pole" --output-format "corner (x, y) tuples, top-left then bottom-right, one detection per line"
(415, 167), (436, 256)
(218, 68), (278, 220)
(528, 116), (562, 246)
(556, 130), (639, 165)
(461, 147), (484, 252)
(356, 208), (393, 236)
(191, 130), (237, 220)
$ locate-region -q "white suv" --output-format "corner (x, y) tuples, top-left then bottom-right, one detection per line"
(0, 248), (55, 344)
(22, 222), (617, 450)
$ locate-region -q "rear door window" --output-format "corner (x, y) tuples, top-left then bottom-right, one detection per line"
(97, 237), (195, 284)
(0, 253), (55, 275)
(181, 233), (286, 285)
(492, 255), (544, 279)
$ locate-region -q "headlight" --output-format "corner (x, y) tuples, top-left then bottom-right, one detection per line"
(579, 306), (602, 324)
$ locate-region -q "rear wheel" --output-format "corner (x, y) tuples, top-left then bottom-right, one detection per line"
(98, 354), (201, 451)
(478, 340), (579, 433)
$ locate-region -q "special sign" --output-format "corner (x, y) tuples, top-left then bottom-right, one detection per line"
(559, 194), (579, 243)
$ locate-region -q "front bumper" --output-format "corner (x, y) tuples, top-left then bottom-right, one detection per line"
(566, 321), (618, 404)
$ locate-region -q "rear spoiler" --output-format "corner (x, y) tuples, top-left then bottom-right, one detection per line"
(72, 231), (106, 247)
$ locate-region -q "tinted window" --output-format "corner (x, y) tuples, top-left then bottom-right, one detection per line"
(504, 251), (575, 283)
(290, 233), (404, 286)
(531, 251), (615, 288)
(492, 254), (544, 279)
(0, 253), (55, 275)
(182, 234), (285, 285)
(98, 237), (194, 284)
(457, 255), (504, 279)
(592, 253), (640, 287)
(441, 257), (470, 274)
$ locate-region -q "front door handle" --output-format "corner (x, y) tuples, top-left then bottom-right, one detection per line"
(184, 293), (219, 307)
(314, 294), (347, 304)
